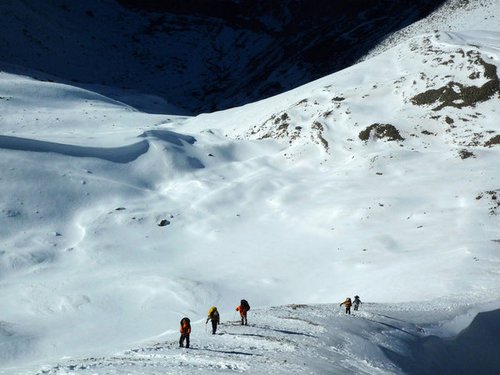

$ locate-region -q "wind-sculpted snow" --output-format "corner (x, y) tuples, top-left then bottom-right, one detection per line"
(0, 129), (200, 164)
(0, 135), (150, 164)
(139, 130), (196, 146)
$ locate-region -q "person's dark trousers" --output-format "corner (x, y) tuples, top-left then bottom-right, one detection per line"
(346, 307), (351, 314)
(179, 333), (190, 348)
(241, 315), (247, 325)
(211, 320), (217, 334)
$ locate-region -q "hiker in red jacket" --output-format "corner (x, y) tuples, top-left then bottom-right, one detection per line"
(236, 299), (250, 325)
(179, 317), (191, 348)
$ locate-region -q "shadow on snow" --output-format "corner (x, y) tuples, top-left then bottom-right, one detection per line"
(0, 129), (197, 164)
(381, 309), (500, 375)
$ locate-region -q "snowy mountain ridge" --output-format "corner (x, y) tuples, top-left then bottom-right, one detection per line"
(20, 301), (500, 375)
(1, 0), (500, 374)
(183, 28), (500, 162)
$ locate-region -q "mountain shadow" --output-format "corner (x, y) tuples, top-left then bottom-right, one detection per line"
(382, 309), (500, 375)
(0, 0), (447, 114)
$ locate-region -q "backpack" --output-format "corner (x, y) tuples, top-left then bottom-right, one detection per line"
(241, 299), (250, 311)
(208, 306), (217, 316)
(180, 317), (191, 328)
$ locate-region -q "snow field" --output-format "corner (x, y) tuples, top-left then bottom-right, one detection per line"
(0, 5), (500, 373)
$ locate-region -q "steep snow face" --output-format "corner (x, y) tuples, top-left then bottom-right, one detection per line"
(0, 0), (445, 114)
(1, 3), (500, 374)
(215, 30), (500, 153)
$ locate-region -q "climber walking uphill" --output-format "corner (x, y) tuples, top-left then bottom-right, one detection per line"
(353, 295), (362, 311)
(340, 297), (352, 314)
(179, 317), (191, 348)
(206, 306), (220, 334)
(236, 299), (250, 325)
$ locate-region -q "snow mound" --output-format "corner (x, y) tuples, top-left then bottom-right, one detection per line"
(0, 135), (149, 163)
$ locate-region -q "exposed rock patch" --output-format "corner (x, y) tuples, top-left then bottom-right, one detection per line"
(476, 190), (500, 215)
(411, 57), (500, 110)
(458, 149), (475, 159)
(158, 219), (170, 227)
(359, 124), (404, 142)
(484, 135), (500, 147)
(311, 122), (329, 151)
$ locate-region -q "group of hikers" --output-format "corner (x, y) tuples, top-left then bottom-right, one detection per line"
(179, 299), (250, 348)
(340, 295), (362, 314)
(179, 296), (362, 348)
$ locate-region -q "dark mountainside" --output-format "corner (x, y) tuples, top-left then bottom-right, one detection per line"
(0, 0), (446, 114)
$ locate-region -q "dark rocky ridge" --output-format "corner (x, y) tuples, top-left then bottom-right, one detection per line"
(0, 0), (446, 114)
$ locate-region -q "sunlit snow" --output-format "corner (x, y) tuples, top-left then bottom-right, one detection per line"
(1, 1), (500, 374)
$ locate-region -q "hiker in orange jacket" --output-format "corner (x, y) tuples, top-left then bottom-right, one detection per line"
(179, 317), (191, 348)
(236, 299), (250, 325)
(340, 297), (352, 314)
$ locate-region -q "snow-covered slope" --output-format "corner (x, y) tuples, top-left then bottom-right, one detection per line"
(12, 301), (500, 375)
(1, 1), (500, 374)
(363, 0), (500, 60)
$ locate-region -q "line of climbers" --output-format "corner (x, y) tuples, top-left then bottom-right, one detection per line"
(180, 296), (363, 348)
(179, 299), (250, 348)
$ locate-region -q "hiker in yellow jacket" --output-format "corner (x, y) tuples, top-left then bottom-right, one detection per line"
(206, 306), (220, 334)
(340, 297), (352, 315)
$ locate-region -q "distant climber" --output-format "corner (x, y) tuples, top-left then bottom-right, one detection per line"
(206, 306), (220, 334)
(179, 317), (191, 348)
(236, 299), (250, 325)
(353, 295), (362, 311)
(340, 297), (352, 314)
